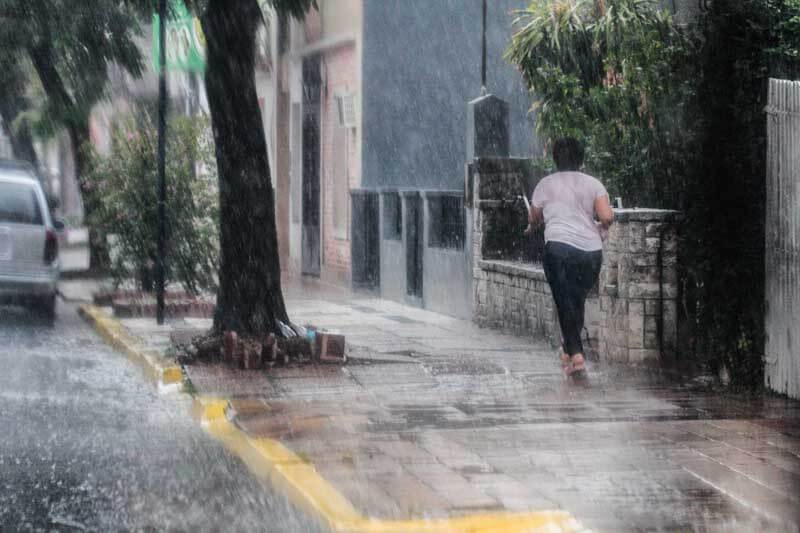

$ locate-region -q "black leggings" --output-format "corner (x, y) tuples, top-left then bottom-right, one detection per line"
(543, 241), (602, 356)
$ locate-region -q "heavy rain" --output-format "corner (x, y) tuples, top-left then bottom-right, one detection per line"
(1, 1), (799, 532)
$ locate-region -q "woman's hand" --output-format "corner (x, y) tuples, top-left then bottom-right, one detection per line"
(596, 221), (610, 242)
(527, 205), (544, 231)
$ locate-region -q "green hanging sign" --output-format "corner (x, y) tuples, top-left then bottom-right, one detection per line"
(152, 0), (206, 72)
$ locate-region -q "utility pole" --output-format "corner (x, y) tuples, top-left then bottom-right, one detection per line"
(481, 0), (487, 94)
(156, 0), (168, 325)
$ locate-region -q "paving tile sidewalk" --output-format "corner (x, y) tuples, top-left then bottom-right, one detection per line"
(117, 278), (800, 532)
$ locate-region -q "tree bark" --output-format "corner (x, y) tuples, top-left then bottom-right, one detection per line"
(201, 0), (290, 336)
(66, 121), (109, 270)
(0, 57), (40, 169)
(28, 41), (109, 270)
(0, 96), (39, 169)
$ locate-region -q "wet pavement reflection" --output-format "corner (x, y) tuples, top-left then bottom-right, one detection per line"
(0, 301), (322, 532)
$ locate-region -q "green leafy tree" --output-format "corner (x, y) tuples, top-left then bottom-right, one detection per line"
(120, 0), (314, 336)
(508, 0), (800, 388)
(88, 108), (219, 294)
(0, 0), (145, 269)
(506, 0), (699, 206)
(686, 0), (800, 388)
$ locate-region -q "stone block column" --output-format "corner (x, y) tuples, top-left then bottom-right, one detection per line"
(599, 209), (680, 365)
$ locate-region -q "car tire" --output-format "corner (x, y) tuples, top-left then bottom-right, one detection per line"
(34, 294), (57, 321)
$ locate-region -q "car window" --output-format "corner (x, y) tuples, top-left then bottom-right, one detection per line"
(0, 182), (43, 225)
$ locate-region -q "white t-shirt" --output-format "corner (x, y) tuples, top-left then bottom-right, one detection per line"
(531, 171), (609, 252)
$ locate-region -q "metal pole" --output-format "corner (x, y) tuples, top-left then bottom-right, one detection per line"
(156, 0), (167, 325)
(481, 0), (487, 93)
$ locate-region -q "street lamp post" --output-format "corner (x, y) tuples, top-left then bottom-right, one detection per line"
(156, 0), (168, 325)
(481, 0), (487, 93)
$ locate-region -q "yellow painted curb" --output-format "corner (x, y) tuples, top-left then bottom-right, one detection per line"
(78, 304), (183, 388)
(196, 398), (588, 533)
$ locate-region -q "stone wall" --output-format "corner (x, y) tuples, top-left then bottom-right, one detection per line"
(475, 260), (558, 340)
(471, 157), (680, 365)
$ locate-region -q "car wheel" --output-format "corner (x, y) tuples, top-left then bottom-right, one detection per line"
(34, 294), (57, 320)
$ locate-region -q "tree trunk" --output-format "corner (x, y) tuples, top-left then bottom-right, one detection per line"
(7, 120), (39, 169)
(0, 100), (39, 169)
(0, 108), (39, 169)
(66, 122), (109, 270)
(201, 0), (290, 336)
(0, 59), (40, 169)
(29, 41), (108, 270)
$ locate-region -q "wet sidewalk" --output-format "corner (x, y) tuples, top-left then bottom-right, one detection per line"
(118, 278), (800, 532)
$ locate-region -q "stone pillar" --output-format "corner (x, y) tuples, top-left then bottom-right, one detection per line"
(466, 94), (510, 161)
(599, 209), (680, 365)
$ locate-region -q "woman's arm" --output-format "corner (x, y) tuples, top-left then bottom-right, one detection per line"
(594, 194), (614, 241)
(529, 205), (543, 226)
(595, 194), (614, 227)
(524, 205), (543, 235)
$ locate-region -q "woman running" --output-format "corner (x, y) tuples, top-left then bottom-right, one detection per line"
(525, 138), (614, 376)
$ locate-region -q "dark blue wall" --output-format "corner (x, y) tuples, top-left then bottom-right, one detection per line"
(362, 0), (536, 191)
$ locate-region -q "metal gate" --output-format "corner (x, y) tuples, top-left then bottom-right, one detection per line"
(350, 191), (380, 289)
(765, 78), (800, 399)
(405, 193), (423, 299)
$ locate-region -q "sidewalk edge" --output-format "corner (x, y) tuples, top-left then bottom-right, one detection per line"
(78, 304), (183, 387)
(80, 307), (588, 533)
(195, 398), (587, 533)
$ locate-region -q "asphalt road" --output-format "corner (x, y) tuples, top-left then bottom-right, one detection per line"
(0, 300), (322, 532)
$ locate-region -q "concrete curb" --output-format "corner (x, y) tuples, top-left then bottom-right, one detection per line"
(78, 304), (183, 388)
(81, 307), (587, 533)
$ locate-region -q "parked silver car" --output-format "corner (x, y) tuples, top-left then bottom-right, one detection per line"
(0, 165), (63, 318)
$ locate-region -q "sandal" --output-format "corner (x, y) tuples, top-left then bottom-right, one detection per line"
(568, 353), (586, 376)
(559, 348), (571, 373)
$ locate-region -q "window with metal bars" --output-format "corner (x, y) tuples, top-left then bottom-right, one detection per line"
(428, 194), (465, 250)
(382, 193), (402, 240)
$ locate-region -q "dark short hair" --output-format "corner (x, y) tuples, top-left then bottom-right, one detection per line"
(552, 137), (584, 171)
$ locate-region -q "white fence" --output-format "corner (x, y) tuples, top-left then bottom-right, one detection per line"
(765, 78), (800, 399)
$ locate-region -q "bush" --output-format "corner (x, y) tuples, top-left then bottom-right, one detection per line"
(88, 108), (219, 295)
(685, 0), (800, 388)
(507, 0), (800, 389)
(506, 0), (699, 207)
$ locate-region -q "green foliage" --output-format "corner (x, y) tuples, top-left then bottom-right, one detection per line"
(507, 0), (800, 389)
(0, 0), (144, 136)
(88, 108), (219, 295)
(764, 0), (800, 75)
(169, 0), (317, 21)
(684, 0), (800, 389)
(507, 0), (699, 206)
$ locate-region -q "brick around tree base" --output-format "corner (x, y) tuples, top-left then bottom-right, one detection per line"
(112, 297), (215, 319)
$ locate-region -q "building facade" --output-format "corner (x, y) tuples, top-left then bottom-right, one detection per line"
(269, 0), (536, 317)
(268, 0), (363, 285)
(267, 0), (703, 318)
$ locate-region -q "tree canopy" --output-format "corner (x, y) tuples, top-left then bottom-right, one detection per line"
(508, 0), (800, 389)
(0, 0), (147, 268)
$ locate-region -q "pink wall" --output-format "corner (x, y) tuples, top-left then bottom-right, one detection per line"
(319, 43), (358, 280)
